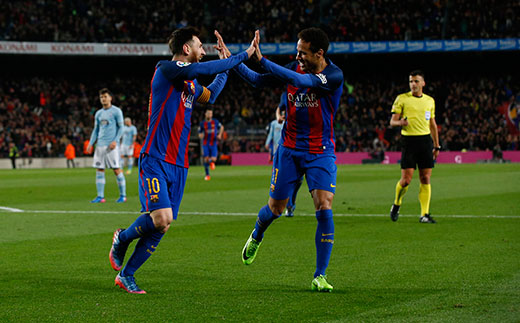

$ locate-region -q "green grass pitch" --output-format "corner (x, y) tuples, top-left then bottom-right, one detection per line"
(1, 163), (519, 322)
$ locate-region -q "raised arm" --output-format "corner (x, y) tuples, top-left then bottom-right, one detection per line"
(234, 63), (278, 88)
(259, 57), (323, 89)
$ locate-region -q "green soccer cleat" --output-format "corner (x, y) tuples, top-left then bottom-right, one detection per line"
(311, 275), (333, 292)
(242, 230), (262, 265)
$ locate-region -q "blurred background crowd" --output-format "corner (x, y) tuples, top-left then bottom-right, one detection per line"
(0, 0), (519, 162)
(1, 0), (517, 43)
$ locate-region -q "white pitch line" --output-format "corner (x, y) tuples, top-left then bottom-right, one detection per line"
(0, 207), (518, 218)
(0, 206), (23, 212)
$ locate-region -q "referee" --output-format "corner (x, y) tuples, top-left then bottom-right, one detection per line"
(389, 70), (440, 223)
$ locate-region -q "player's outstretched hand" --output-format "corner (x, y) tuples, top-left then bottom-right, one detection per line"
(214, 30), (231, 59)
(245, 30), (260, 58)
(253, 30), (262, 61)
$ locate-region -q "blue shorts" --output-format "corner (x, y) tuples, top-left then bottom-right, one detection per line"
(138, 154), (188, 219)
(269, 145), (337, 200)
(202, 145), (218, 158)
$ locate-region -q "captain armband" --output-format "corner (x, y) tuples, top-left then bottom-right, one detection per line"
(196, 86), (211, 103)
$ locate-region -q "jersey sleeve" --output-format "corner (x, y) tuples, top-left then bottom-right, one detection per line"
(198, 121), (204, 134)
(199, 71), (229, 104)
(114, 109), (124, 143)
(158, 51), (248, 83)
(260, 57), (343, 91)
(233, 63), (280, 88)
(391, 95), (404, 115)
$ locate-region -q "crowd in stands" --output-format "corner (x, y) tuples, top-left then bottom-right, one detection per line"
(1, 70), (518, 161)
(1, 0), (518, 43)
(1, 0), (518, 162)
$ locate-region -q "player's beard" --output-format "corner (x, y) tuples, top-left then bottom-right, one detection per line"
(299, 59), (317, 73)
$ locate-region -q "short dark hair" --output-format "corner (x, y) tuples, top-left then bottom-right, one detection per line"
(409, 70), (425, 79)
(168, 27), (200, 55)
(297, 28), (329, 54)
(99, 88), (112, 96)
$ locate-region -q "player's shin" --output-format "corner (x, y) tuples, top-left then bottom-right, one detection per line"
(394, 181), (409, 206)
(121, 230), (164, 277)
(116, 172), (126, 197)
(419, 183), (431, 216)
(96, 170), (105, 197)
(119, 213), (155, 243)
(314, 209), (334, 278)
(252, 205), (279, 242)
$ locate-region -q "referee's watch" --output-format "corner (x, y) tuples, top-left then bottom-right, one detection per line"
(434, 146), (442, 151)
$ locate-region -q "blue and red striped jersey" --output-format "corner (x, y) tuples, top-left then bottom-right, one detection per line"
(140, 51), (248, 168)
(278, 60), (343, 154)
(198, 119), (221, 146)
(234, 57), (343, 154)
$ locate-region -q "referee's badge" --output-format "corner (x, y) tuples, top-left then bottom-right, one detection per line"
(425, 111), (431, 120)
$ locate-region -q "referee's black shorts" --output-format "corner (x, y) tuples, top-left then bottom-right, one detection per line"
(400, 134), (434, 169)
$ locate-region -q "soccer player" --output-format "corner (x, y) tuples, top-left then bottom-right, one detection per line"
(265, 96), (302, 217)
(87, 88), (126, 203)
(198, 108), (223, 181)
(216, 28), (343, 292)
(108, 27), (256, 294)
(120, 117), (138, 174)
(389, 70), (440, 224)
(265, 95), (285, 162)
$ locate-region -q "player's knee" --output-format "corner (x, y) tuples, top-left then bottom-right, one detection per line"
(151, 212), (172, 232)
(315, 196), (333, 211)
(154, 218), (171, 233)
(419, 175), (430, 184)
(315, 201), (332, 211)
(268, 199), (287, 216)
(400, 178), (412, 187)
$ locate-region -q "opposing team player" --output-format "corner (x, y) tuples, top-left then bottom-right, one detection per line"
(389, 70), (440, 224)
(108, 27), (256, 294)
(87, 88), (126, 203)
(198, 108), (223, 180)
(120, 117), (138, 174)
(216, 28), (343, 292)
(266, 94), (302, 217)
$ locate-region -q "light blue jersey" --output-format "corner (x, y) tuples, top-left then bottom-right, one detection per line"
(266, 119), (284, 154)
(121, 125), (137, 146)
(89, 106), (124, 146)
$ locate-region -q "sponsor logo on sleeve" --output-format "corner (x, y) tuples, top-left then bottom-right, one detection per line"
(176, 61), (191, 67)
